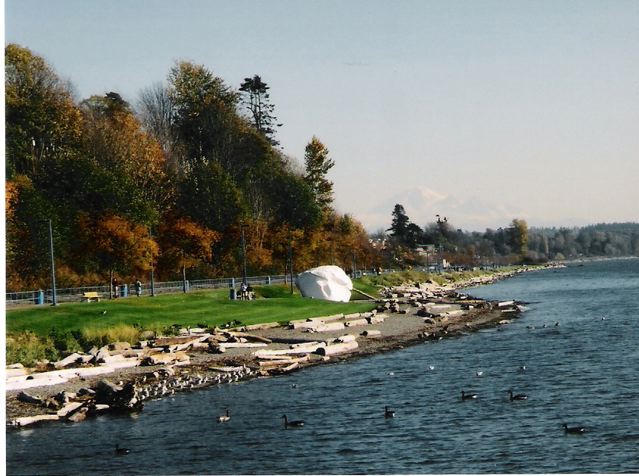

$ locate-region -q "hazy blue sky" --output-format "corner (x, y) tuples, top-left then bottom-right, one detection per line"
(5, 0), (639, 231)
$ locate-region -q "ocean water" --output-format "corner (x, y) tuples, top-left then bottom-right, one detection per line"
(6, 259), (639, 474)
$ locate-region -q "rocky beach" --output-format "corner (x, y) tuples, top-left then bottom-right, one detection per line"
(5, 268), (538, 429)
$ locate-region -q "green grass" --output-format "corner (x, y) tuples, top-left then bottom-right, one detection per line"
(5, 269), (534, 365)
(6, 285), (376, 337)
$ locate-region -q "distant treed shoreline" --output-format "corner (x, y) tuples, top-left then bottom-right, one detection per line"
(6, 44), (638, 292)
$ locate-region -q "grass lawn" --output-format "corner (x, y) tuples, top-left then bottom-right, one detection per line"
(6, 285), (377, 337)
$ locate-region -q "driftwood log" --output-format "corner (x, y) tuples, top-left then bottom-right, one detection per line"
(315, 340), (359, 356)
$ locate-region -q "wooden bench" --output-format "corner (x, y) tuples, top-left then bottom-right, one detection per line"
(81, 291), (101, 303)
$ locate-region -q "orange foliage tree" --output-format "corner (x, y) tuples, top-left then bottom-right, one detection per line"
(157, 217), (220, 281)
(77, 213), (158, 285)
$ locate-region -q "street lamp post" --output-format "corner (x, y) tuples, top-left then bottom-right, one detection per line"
(241, 224), (248, 285)
(352, 251), (357, 278)
(150, 260), (156, 297)
(288, 234), (294, 294)
(48, 219), (57, 306)
(149, 228), (156, 297)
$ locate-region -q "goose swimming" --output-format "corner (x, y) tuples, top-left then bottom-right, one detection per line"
(282, 415), (304, 428)
(563, 423), (586, 434)
(115, 444), (130, 455)
(508, 389), (528, 401)
(384, 406), (395, 418)
(461, 390), (478, 400)
(217, 408), (230, 423)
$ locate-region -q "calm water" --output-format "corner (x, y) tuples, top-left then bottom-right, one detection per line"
(6, 259), (639, 474)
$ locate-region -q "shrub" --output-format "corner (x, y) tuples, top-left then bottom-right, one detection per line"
(48, 327), (83, 355)
(6, 332), (58, 366)
(80, 324), (141, 347)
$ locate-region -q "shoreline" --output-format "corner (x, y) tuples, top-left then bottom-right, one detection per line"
(5, 266), (544, 428)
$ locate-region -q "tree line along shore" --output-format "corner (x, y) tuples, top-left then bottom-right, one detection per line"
(8, 43), (634, 299)
(5, 266), (551, 428)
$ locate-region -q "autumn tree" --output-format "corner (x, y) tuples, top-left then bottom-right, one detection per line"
(80, 92), (172, 223)
(239, 74), (281, 146)
(333, 214), (374, 275)
(76, 213), (159, 287)
(157, 217), (220, 282)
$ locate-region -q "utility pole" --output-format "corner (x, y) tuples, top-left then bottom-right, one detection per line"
(48, 219), (57, 306)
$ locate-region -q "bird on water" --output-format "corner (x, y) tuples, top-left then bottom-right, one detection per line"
(115, 444), (130, 455)
(461, 390), (478, 400)
(563, 423), (586, 434)
(217, 408), (230, 423)
(384, 406), (396, 418)
(282, 415), (304, 428)
(508, 389), (528, 401)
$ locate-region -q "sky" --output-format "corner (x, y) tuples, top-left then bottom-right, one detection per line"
(4, 0), (639, 232)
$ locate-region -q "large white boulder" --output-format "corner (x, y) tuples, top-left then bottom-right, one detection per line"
(295, 265), (353, 302)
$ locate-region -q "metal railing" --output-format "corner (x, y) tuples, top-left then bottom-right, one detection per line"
(5, 274), (291, 307)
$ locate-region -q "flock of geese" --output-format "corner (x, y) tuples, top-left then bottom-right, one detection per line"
(114, 315), (606, 456)
(114, 361), (588, 456)
(115, 386), (587, 456)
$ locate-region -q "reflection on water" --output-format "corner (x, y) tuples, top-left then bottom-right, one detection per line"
(7, 259), (639, 474)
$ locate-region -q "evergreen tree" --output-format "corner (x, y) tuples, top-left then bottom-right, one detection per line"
(303, 136), (335, 213)
(388, 204), (410, 240)
(239, 75), (281, 146)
